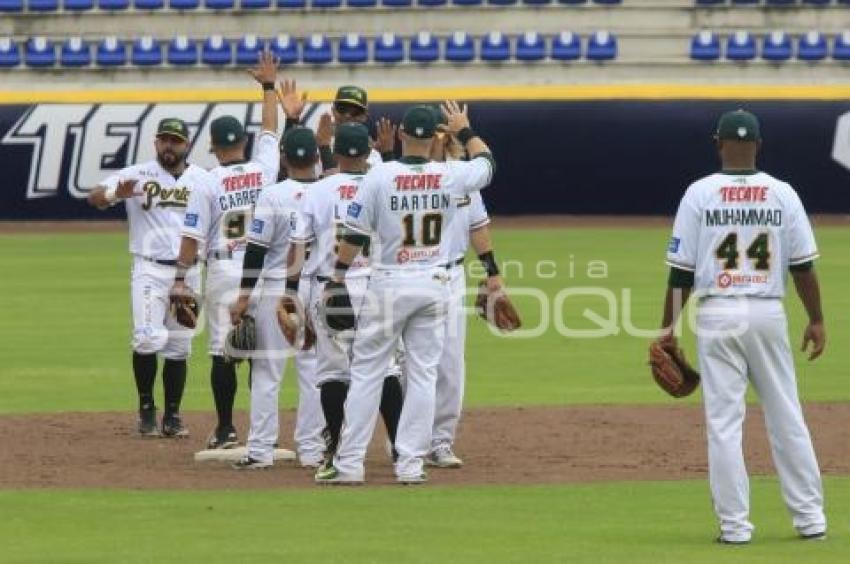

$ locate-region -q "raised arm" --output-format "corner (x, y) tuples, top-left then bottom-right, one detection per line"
(249, 50), (279, 135)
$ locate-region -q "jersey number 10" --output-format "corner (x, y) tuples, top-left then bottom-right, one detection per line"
(402, 213), (443, 247)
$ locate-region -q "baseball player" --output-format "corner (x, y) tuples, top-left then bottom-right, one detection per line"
(87, 118), (212, 438)
(228, 126), (319, 469)
(288, 122), (404, 469)
(316, 102), (495, 484)
(171, 51), (280, 450)
(659, 110), (826, 543)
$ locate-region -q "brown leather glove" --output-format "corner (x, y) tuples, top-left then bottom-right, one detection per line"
(474, 281), (521, 332)
(277, 293), (316, 351)
(649, 340), (700, 398)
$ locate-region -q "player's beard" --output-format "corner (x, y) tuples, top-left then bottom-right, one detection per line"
(157, 148), (186, 172)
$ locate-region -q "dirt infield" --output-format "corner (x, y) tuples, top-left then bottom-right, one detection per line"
(2, 403), (848, 489)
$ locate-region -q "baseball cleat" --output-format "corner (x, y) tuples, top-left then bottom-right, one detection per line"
(426, 446), (463, 468)
(314, 465), (364, 485)
(138, 405), (159, 437)
(160, 413), (189, 438)
(232, 456), (273, 470)
(716, 536), (750, 546)
(206, 426), (239, 449)
(397, 472), (428, 485)
(799, 531), (827, 541)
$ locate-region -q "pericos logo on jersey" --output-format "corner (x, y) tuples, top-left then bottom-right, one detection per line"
(141, 181), (190, 211)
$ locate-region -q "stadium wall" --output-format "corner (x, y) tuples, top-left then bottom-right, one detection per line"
(2, 85), (850, 220)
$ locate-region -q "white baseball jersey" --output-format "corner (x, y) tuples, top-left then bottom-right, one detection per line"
(101, 160), (213, 260)
(666, 171), (818, 298)
(344, 156), (494, 270)
(247, 178), (308, 280)
(446, 191), (490, 261)
(181, 131), (279, 257)
(291, 172), (370, 278)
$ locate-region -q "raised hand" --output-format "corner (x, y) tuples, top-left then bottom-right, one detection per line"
(277, 78), (306, 120)
(316, 112), (334, 146)
(248, 49), (278, 85)
(440, 100), (471, 135)
(374, 117), (397, 154)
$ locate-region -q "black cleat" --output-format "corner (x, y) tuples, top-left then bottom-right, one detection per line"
(206, 426), (239, 449)
(161, 412), (189, 438)
(138, 404), (159, 437)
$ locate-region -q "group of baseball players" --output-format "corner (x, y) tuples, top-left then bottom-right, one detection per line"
(87, 51), (504, 484)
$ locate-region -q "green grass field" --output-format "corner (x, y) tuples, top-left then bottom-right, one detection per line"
(1, 227), (848, 562)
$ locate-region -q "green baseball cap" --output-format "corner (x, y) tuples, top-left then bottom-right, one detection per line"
(334, 122), (370, 157)
(334, 85), (368, 110)
(210, 115), (246, 147)
(716, 109), (761, 142)
(282, 126), (318, 161)
(401, 105), (437, 139)
(156, 118), (189, 142)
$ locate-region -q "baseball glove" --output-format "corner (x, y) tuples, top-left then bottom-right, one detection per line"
(277, 294), (316, 351)
(170, 290), (200, 329)
(224, 315), (256, 362)
(475, 281), (521, 332)
(322, 280), (355, 332)
(648, 340), (700, 398)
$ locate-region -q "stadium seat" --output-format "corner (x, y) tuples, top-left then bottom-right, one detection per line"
(270, 34), (298, 64)
(765, 0), (795, 5)
(302, 33), (332, 64)
(96, 36), (126, 66)
(167, 36), (197, 65)
(338, 33), (368, 63)
(726, 30), (756, 60)
(731, 0), (759, 4)
(558, 0), (587, 5)
(0, 37), (20, 67)
(205, 0), (234, 8)
(690, 30), (721, 60)
(242, 0), (270, 7)
(374, 32), (404, 62)
(834, 31), (850, 61)
(488, 0), (517, 5)
(552, 31), (581, 60)
(798, 31), (828, 61)
(277, 0), (305, 5)
(592, 0), (621, 3)
(98, 0), (129, 9)
(313, 0), (341, 6)
(236, 34), (264, 65)
(410, 31), (439, 62)
(0, 0), (23, 11)
(695, 0), (724, 5)
(516, 31), (546, 60)
(169, 0), (199, 8)
(202, 35), (233, 65)
(480, 31), (510, 61)
(64, 0), (94, 10)
(348, 0), (376, 5)
(28, 0), (58, 10)
(60, 37), (91, 67)
(587, 30), (616, 60)
(382, 0), (411, 5)
(522, 0), (550, 5)
(802, 0), (831, 5)
(762, 30), (792, 61)
(446, 31), (475, 62)
(25, 37), (55, 67)
(132, 36), (162, 66)
(135, 0), (164, 8)
(418, 0), (446, 5)
(453, 0), (482, 4)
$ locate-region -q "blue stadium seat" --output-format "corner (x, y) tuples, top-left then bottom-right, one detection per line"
(418, 0), (446, 5)
(592, 0), (621, 3)
(762, 30), (792, 61)
(516, 31), (546, 60)
(522, 0), (550, 5)
(382, 0), (411, 5)
(205, 0), (234, 8)
(480, 31), (510, 61)
(202, 35), (233, 65)
(726, 30), (756, 60)
(445, 31), (474, 61)
(558, 0), (587, 4)
(132, 36), (162, 66)
(0, 0), (23, 11)
(802, 0), (831, 5)
(338, 33), (368, 63)
(834, 31), (850, 61)
(374, 32), (403, 62)
(236, 35), (264, 65)
(169, 0), (199, 7)
(551, 31), (581, 60)
(765, 0), (795, 5)
(135, 0), (164, 8)
(587, 30), (616, 60)
(64, 0), (93, 10)
(348, 0), (376, 5)
(690, 30), (721, 60)
(488, 0), (516, 4)
(695, 0), (724, 5)
(0, 37), (20, 67)
(303, 33), (332, 64)
(798, 31), (827, 61)
(167, 35), (198, 65)
(242, 0), (270, 7)
(270, 34), (298, 64)
(60, 37), (91, 67)
(453, 0), (482, 5)
(96, 36), (126, 66)
(25, 37), (55, 67)
(410, 31), (439, 62)
(28, 0), (58, 10)
(277, 0), (305, 5)
(313, 0), (341, 6)
(731, 0), (759, 4)
(98, 0), (129, 9)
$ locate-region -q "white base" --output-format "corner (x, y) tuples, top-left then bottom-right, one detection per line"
(193, 446), (297, 463)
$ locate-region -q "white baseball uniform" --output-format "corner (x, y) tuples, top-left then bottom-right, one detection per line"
(101, 160), (209, 358)
(666, 170), (825, 541)
(431, 191), (490, 451)
(333, 155), (494, 480)
(181, 131), (280, 356)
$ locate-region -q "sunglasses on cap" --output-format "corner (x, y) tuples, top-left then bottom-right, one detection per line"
(334, 102), (366, 117)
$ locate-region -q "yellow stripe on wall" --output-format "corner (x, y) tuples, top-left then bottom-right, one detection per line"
(2, 84), (850, 103)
